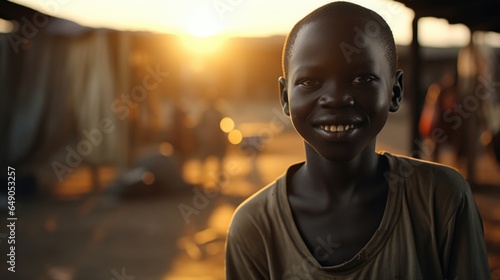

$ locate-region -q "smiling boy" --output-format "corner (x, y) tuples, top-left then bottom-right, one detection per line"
(225, 2), (490, 279)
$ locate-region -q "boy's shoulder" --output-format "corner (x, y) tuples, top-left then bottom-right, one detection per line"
(233, 179), (280, 217)
(384, 152), (470, 204)
(227, 176), (282, 249)
(387, 153), (468, 186)
(230, 176), (283, 226)
(228, 163), (301, 237)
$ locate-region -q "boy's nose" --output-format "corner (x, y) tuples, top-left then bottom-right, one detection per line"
(318, 90), (355, 109)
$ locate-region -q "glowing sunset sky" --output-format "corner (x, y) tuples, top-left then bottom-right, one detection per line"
(7, 0), (500, 46)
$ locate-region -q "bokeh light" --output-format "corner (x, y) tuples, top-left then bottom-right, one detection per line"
(159, 142), (174, 157)
(219, 117), (235, 133)
(228, 129), (243, 145)
(141, 171), (155, 185)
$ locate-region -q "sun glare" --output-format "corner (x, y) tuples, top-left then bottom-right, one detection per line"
(180, 35), (226, 56)
(185, 7), (221, 38)
(179, 7), (226, 55)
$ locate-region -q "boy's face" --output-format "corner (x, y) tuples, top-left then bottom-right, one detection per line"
(280, 18), (403, 161)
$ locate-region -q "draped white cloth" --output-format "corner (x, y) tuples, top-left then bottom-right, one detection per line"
(1, 30), (132, 172)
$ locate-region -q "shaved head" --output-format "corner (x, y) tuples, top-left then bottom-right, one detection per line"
(282, 1), (397, 78)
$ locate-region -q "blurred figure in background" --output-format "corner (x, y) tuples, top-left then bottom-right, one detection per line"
(420, 33), (500, 182)
(419, 71), (460, 162)
(170, 95), (199, 170)
(196, 94), (229, 187)
(456, 33), (495, 183)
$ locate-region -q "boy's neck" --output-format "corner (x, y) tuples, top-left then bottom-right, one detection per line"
(298, 141), (383, 201)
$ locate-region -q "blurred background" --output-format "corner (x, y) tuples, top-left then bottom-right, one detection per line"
(0, 0), (499, 279)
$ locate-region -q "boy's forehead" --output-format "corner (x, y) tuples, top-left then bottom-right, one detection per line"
(288, 17), (392, 78)
(290, 17), (380, 60)
(295, 17), (371, 47)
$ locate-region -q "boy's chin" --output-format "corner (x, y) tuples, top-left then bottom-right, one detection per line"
(320, 152), (361, 163)
(310, 145), (368, 163)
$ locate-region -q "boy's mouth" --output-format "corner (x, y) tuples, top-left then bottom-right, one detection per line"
(319, 124), (355, 132)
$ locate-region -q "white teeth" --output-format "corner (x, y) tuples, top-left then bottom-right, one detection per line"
(320, 124), (355, 132)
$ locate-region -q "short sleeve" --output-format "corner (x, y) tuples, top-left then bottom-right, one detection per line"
(440, 186), (491, 279)
(225, 205), (270, 280)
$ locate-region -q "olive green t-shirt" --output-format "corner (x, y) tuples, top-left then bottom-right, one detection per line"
(225, 153), (491, 279)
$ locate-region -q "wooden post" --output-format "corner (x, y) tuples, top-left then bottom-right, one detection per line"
(410, 15), (423, 158)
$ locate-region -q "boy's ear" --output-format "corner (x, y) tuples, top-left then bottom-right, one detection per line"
(279, 77), (290, 116)
(390, 69), (404, 112)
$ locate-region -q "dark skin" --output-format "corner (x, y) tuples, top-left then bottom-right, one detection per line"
(279, 18), (404, 266)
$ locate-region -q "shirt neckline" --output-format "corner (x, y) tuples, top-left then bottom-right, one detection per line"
(276, 152), (404, 274)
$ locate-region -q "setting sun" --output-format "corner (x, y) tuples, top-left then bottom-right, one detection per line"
(184, 7), (221, 38)
(179, 6), (227, 55)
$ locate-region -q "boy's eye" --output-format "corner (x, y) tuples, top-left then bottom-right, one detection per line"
(298, 79), (322, 88)
(351, 75), (377, 86)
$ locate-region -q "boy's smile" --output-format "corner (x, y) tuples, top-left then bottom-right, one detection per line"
(280, 18), (403, 161)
